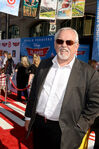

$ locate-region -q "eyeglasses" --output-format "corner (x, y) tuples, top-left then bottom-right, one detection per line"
(56, 39), (76, 46)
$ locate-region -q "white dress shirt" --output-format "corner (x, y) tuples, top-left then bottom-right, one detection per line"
(36, 56), (75, 121)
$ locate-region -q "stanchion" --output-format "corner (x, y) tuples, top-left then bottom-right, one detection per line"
(0, 74), (30, 104)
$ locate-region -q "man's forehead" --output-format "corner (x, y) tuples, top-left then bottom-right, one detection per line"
(58, 30), (76, 38)
(60, 29), (75, 34)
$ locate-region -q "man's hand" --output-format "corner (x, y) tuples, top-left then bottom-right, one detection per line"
(25, 120), (30, 131)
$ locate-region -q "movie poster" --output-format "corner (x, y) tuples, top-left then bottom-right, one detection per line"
(23, 0), (39, 17)
(56, 0), (72, 19)
(49, 20), (56, 35)
(72, 0), (85, 17)
(39, 0), (57, 20)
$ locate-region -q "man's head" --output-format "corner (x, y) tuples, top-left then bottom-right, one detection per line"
(54, 27), (79, 64)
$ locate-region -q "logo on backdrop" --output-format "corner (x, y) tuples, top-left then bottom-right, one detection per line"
(7, 0), (16, 5)
(20, 36), (55, 61)
(8, 41), (11, 48)
(77, 51), (85, 55)
(26, 47), (49, 57)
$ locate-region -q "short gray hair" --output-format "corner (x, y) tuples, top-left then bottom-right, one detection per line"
(54, 27), (79, 43)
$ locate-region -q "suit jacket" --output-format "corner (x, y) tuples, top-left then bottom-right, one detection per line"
(25, 57), (99, 149)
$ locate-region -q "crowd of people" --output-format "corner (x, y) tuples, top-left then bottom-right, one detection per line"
(0, 51), (40, 103)
(0, 27), (99, 149)
(0, 51), (14, 94)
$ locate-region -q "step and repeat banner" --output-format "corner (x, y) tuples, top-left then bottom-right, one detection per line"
(0, 36), (90, 64)
(0, 38), (20, 65)
(20, 36), (55, 63)
(0, 36), (90, 93)
(20, 36), (90, 63)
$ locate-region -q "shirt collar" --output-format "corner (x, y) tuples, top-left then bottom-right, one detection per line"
(52, 55), (75, 69)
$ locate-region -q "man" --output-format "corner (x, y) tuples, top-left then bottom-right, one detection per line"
(25, 27), (99, 149)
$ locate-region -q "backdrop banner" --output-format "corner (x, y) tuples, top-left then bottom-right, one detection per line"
(20, 36), (90, 63)
(0, 38), (20, 65)
(0, 0), (20, 16)
(20, 36), (55, 63)
(77, 44), (90, 63)
(92, 0), (99, 61)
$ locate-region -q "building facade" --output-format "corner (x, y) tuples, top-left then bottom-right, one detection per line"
(0, 0), (97, 58)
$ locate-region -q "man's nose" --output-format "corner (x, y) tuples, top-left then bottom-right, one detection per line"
(62, 41), (67, 47)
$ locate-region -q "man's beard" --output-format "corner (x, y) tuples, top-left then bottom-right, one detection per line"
(57, 47), (70, 60)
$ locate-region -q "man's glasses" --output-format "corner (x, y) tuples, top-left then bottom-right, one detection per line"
(56, 39), (76, 46)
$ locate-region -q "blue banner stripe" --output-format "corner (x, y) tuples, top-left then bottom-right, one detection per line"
(92, 0), (99, 61)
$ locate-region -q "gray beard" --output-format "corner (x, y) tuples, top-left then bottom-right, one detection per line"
(57, 48), (70, 60)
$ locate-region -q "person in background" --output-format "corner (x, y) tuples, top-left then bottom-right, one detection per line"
(25, 27), (99, 149)
(5, 53), (14, 76)
(2, 51), (8, 68)
(27, 53), (40, 93)
(15, 56), (30, 102)
(4, 53), (14, 93)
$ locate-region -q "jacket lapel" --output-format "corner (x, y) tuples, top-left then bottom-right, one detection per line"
(60, 59), (81, 115)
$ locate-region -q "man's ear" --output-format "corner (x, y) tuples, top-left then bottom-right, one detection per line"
(76, 43), (79, 49)
(75, 43), (79, 54)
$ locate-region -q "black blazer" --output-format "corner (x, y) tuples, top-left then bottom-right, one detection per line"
(25, 57), (99, 149)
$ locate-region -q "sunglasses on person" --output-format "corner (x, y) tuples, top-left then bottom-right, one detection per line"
(56, 39), (77, 46)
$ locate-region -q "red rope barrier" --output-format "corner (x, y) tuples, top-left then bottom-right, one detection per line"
(9, 77), (30, 91)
